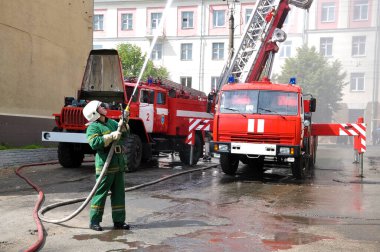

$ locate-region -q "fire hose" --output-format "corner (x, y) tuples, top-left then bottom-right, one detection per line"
(15, 140), (218, 251)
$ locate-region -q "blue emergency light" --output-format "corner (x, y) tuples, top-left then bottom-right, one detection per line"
(228, 74), (235, 83)
(289, 77), (296, 85)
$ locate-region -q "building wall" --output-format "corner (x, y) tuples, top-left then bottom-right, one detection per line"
(0, 0), (94, 146)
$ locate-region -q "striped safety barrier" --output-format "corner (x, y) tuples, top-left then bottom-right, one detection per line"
(185, 118), (212, 145)
(312, 120), (366, 153)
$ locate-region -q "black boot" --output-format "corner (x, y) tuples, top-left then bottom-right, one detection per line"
(89, 222), (103, 231)
(114, 222), (130, 230)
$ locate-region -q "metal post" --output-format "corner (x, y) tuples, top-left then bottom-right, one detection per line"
(189, 145), (194, 166)
(359, 153), (364, 177)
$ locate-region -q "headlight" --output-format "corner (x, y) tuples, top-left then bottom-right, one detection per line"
(219, 144), (229, 151)
(279, 147), (290, 155)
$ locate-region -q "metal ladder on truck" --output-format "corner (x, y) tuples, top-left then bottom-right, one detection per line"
(216, 0), (313, 91)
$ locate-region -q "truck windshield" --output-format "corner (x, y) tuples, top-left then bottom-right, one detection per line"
(220, 90), (298, 115)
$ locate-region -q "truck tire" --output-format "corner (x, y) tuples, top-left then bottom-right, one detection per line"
(58, 142), (84, 168)
(123, 134), (143, 172)
(179, 134), (203, 165)
(248, 157), (264, 178)
(220, 153), (239, 175)
(291, 155), (310, 179)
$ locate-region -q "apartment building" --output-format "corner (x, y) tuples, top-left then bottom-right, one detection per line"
(93, 0), (380, 138)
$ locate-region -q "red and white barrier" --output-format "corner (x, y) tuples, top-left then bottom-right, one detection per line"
(312, 117), (366, 153)
(186, 118), (212, 145)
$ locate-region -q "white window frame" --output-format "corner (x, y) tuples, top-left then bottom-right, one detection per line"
(213, 10), (225, 27)
(320, 37), (333, 57)
(350, 73), (365, 91)
(245, 9), (253, 24)
(353, 0), (368, 21)
(94, 14), (104, 31)
(181, 11), (194, 29)
(279, 41), (292, 58)
(180, 76), (192, 88)
(321, 2), (335, 22)
(212, 43), (224, 60)
(211, 77), (219, 91)
(181, 43), (193, 61)
(151, 43), (162, 60)
(121, 13), (133, 30)
(352, 36), (366, 56)
(151, 12), (162, 29)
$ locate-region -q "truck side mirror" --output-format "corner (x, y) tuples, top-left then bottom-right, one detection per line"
(309, 98), (316, 112)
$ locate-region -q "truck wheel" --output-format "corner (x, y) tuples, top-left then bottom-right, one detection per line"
(291, 155), (308, 179)
(248, 157), (264, 178)
(179, 134), (203, 165)
(123, 134), (142, 172)
(220, 153), (239, 175)
(58, 142), (84, 168)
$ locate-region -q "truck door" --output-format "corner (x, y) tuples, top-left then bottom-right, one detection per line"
(139, 89), (155, 133)
(154, 91), (168, 133)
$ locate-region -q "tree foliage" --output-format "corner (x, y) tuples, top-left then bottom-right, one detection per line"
(274, 44), (347, 122)
(117, 43), (169, 80)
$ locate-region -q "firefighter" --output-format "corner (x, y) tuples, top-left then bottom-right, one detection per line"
(207, 89), (216, 113)
(83, 100), (130, 231)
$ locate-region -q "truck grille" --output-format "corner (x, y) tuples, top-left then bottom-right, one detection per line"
(220, 133), (294, 145)
(60, 107), (87, 130)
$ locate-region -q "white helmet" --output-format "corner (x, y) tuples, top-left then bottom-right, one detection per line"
(83, 100), (102, 124)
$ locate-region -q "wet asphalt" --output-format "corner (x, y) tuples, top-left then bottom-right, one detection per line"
(0, 144), (380, 251)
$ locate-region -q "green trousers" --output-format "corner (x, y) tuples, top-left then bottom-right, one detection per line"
(90, 171), (126, 224)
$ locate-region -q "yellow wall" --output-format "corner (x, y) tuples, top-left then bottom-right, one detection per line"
(0, 0), (93, 118)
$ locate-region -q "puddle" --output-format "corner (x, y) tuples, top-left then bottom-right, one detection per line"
(262, 232), (333, 250)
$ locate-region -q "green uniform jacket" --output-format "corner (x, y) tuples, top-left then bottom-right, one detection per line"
(86, 119), (128, 174)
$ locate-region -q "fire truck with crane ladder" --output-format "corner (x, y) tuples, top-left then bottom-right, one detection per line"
(42, 49), (212, 171)
(209, 0), (366, 179)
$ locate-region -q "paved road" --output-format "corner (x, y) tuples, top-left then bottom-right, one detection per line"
(1, 145), (380, 251)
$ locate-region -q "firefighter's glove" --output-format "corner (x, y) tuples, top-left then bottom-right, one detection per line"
(103, 132), (122, 147)
(123, 110), (130, 119)
(103, 134), (113, 147)
(110, 131), (122, 141)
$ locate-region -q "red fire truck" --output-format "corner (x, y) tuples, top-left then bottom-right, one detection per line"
(42, 49), (212, 171)
(210, 0), (316, 179)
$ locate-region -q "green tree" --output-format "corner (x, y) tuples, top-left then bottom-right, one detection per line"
(117, 43), (169, 80)
(275, 44), (347, 122)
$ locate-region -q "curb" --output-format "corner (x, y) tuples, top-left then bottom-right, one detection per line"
(0, 148), (58, 169)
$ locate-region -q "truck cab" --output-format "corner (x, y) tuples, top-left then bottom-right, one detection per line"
(211, 79), (317, 179)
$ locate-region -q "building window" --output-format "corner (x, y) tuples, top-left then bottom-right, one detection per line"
(121, 13), (133, 30)
(245, 9), (253, 23)
(279, 41), (292, 58)
(353, 0), (368, 21)
(350, 73), (365, 91)
(180, 43), (192, 61)
(151, 12), (162, 29)
(352, 36), (366, 56)
(321, 2), (335, 22)
(320, 37), (333, 57)
(180, 77), (192, 88)
(181, 11), (194, 29)
(211, 77), (219, 91)
(151, 43), (162, 60)
(213, 10), (225, 27)
(94, 14), (104, 31)
(212, 43), (224, 60)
